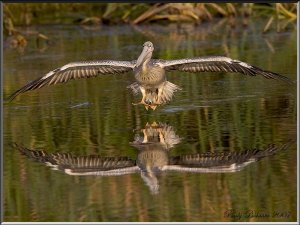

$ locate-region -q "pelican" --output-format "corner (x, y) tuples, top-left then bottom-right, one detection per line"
(9, 41), (292, 110)
(15, 122), (292, 194)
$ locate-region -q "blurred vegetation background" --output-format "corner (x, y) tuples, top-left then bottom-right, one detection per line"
(3, 3), (297, 26)
(3, 3), (297, 52)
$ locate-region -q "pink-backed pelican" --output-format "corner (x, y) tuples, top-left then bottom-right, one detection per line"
(9, 41), (292, 110)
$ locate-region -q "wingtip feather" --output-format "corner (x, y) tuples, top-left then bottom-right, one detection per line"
(250, 65), (294, 84)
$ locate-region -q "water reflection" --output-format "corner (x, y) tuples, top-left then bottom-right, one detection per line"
(15, 122), (292, 195)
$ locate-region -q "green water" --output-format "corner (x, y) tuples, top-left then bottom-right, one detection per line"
(3, 20), (297, 222)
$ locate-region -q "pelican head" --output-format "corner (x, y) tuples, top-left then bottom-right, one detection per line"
(136, 41), (154, 67)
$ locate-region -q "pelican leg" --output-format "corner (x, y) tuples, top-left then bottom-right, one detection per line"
(140, 87), (146, 103)
(142, 129), (148, 143)
(155, 87), (164, 104)
(132, 87), (150, 108)
(142, 87), (163, 110)
(151, 122), (158, 127)
(158, 130), (166, 144)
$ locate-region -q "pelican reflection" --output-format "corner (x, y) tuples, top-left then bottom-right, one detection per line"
(15, 122), (291, 194)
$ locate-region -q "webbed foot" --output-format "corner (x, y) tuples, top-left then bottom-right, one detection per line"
(132, 100), (151, 110)
(132, 100), (160, 111)
(132, 100), (147, 106)
(150, 105), (157, 110)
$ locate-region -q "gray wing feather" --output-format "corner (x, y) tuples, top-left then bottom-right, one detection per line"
(9, 60), (136, 101)
(166, 143), (289, 173)
(15, 143), (138, 176)
(157, 56), (292, 83)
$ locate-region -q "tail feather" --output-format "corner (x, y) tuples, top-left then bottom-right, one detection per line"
(159, 81), (182, 104)
(127, 81), (181, 106)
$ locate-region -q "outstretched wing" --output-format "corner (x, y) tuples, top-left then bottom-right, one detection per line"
(156, 56), (292, 83)
(9, 60), (136, 101)
(15, 143), (138, 176)
(166, 143), (290, 173)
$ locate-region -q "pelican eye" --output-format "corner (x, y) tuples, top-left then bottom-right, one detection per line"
(143, 42), (153, 48)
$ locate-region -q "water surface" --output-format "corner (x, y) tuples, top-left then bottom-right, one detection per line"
(3, 20), (297, 222)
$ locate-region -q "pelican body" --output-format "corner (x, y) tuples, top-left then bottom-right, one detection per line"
(128, 42), (181, 110)
(9, 41), (292, 110)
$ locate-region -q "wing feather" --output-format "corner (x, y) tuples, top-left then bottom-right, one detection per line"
(9, 60), (136, 101)
(157, 56), (292, 83)
(165, 143), (290, 173)
(15, 143), (138, 176)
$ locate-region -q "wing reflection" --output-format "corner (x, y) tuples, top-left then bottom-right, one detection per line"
(16, 147), (139, 176)
(15, 122), (291, 195)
